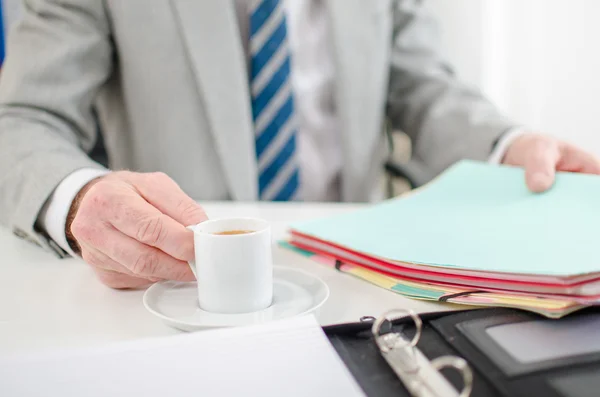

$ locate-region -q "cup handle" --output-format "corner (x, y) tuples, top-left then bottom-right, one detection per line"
(186, 225), (197, 279)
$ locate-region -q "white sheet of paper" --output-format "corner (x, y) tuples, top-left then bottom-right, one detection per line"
(0, 315), (365, 397)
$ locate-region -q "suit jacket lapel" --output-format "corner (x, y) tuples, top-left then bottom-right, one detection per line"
(170, 0), (258, 200)
(325, 0), (392, 201)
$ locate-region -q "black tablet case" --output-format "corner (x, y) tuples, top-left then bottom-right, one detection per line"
(325, 308), (600, 397)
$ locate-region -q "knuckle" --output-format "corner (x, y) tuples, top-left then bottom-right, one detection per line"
(533, 140), (550, 152)
(532, 137), (554, 153)
(529, 140), (557, 162)
(135, 216), (166, 246)
(83, 183), (112, 213)
(113, 170), (133, 180)
(148, 171), (170, 184)
(131, 252), (159, 276)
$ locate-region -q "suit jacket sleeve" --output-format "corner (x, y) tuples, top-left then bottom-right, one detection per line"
(0, 0), (111, 253)
(386, 0), (517, 176)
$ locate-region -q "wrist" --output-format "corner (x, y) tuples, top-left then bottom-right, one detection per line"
(65, 176), (104, 255)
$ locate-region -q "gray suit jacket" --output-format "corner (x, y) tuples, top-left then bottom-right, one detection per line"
(0, 0), (515, 253)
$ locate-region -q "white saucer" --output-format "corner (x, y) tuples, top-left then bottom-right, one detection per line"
(143, 267), (329, 332)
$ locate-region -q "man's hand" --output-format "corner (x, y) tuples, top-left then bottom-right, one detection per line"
(67, 171), (208, 289)
(502, 133), (600, 192)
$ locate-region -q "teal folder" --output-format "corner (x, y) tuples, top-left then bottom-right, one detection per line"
(290, 160), (600, 278)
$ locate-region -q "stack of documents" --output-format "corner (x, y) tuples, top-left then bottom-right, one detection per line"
(287, 160), (600, 318)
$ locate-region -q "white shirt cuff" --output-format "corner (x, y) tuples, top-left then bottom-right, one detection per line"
(488, 128), (529, 164)
(38, 168), (110, 257)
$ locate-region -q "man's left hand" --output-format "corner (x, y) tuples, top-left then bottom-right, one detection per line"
(502, 133), (600, 192)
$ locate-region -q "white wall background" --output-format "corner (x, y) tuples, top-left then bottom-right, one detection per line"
(429, 0), (600, 156)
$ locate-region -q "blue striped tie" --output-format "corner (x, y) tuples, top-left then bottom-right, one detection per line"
(249, 0), (299, 201)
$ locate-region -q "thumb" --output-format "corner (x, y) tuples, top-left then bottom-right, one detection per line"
(524, 141), (560, 193)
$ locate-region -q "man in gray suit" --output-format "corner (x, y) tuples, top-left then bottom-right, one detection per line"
(0, 0), (598, 288)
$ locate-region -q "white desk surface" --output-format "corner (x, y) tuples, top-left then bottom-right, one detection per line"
(0, 202), (454, 355)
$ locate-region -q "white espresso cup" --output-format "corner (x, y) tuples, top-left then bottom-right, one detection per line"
(186, 218), (273, 314)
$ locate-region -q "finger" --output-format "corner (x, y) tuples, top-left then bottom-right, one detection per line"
(80, 241), (159, 282)
(92, 267), (154, 290)
(116, 240), (195, 282)
(103, 226), (195, 281)
(80, 242), (154, 289)
(129, 172), (208, 226)
(107, 193), (195, 261)
(73, 218), (194, 281)
(525, 140), (560, 193)
(558, 144), (600, 174)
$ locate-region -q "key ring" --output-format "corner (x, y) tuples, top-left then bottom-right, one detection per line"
(372, 309), (423, 353)
(431, 356), (473, 397)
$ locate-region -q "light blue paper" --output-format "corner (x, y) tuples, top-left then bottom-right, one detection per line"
(291, 160), (600, 276)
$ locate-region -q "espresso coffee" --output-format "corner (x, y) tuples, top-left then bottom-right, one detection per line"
(214, 230), (254, 235)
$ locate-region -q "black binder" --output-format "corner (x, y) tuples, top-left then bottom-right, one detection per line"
(325, 307), (600, 397)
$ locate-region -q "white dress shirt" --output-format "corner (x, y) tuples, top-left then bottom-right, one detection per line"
(38, 0), (523, 257)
